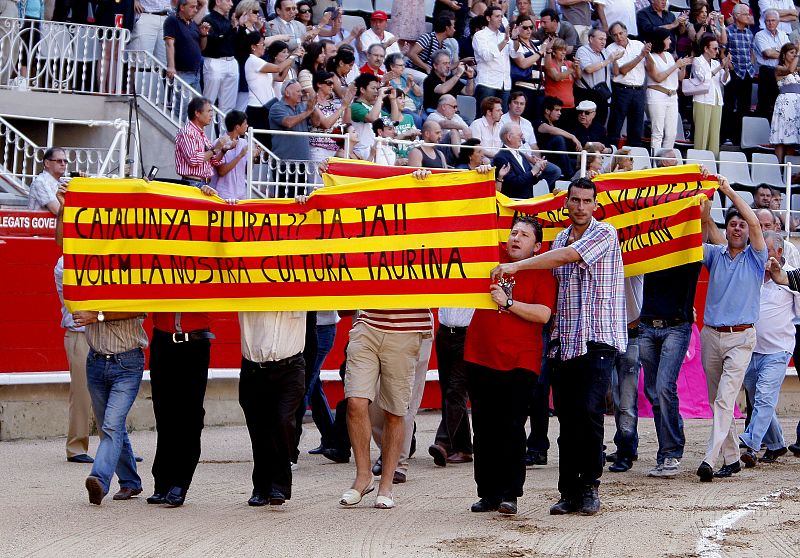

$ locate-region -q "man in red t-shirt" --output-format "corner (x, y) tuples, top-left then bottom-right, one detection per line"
(359, 43), (387, 79)
(464, 215), (557, 516)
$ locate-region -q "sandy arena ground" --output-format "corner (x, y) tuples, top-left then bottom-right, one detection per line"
(1, 411), (800, 558)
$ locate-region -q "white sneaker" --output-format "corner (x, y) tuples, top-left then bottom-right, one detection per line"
(650, 457), (681, 478)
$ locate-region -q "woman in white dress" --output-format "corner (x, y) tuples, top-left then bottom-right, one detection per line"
(769, 43), (800, 162)
(645, 28), (692, 152)
(691, 33), (731, 155)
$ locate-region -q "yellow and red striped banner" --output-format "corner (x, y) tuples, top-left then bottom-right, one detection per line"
(62, 172), (500, 312)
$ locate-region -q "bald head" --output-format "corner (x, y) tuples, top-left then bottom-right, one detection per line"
(421, 119), (443, 143)
(755, 208), (778, 231)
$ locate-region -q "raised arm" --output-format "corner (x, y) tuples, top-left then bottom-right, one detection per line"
(719, 176), (765, 251)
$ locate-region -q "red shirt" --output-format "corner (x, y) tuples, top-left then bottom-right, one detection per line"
(359, 62), (385, 79)
(152, 312), (211, 333)
(174, 121), (223, 179)
(721, 0), (751, 23)
(544, 60), (575, 108)
(464, 267), (557, 373)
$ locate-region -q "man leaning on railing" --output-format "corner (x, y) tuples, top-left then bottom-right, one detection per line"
(175, 96), (233, 191)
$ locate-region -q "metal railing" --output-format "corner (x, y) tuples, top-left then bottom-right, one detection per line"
(0, 116), (39, 194)
(0, 17), (128, 94)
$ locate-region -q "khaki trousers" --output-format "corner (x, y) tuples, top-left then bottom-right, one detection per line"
(700, 326), (756, 468)
(370, 335), (433, 476)
(692, 101), (722, 155)
(64, 330), (92, 457)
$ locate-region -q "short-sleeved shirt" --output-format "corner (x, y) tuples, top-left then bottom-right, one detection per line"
(569, 121), (608, 147)
(350, 100), (376, 155)
(464, 266), (557, 372)
(410, 31), (446, 72)
(423, 72), (464, 111)
(163, 15), (203, 72)
(575, 45), (611, 89)
(702, 242), (768, 327)
(559, 1), (591, 27)
(268, 100), (310, 160)
(636, 6), (677, 50)
(754, 28), (789, 67)
(211, 137), (248, 200)
(551, 218), (628, 360)
(640, 261), (702, 322)
(726, 25), (756, 79)
(27, 171), (59, 211)
(245, 55), (276, 107)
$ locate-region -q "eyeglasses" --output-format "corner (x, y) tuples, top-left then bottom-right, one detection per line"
(520, 25), (533, 30)
(322, 80), (334, 85)
(578, 111), (595, 115)
(709, 46), (719, 51)
(447, 104), (458, 108)
(48, 158), (68, 163)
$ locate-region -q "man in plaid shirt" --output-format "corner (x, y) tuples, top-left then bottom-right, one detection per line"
(492, 177), (626, 516)
(722, 4), (756, 145)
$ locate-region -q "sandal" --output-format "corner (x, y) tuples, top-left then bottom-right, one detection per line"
(374, 494), (395, 509)
(339, 481), (375, 506)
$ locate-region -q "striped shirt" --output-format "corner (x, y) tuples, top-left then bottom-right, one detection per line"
(175, 121), (222, 180)
(355, 309), (434, 334)
(85, 316), (149, 355)
(550, 218), (627, 360)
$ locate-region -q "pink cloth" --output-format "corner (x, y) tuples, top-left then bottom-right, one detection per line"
(637, 324), (743, 419)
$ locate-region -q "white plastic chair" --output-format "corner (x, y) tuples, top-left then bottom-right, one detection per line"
(686, 148), (718, 175)
(343, 0), (375, 12)
(719, 151), (755, 187)
(340, 14), (367, 32)
(457, 95), (476, 125)
(532, 179), (549, 197)
(710, 191), (725, 223)
(740, 116), (774, 151)
(734, 189), (754, 206)
(424, 0), (435, 18)
(627, 146), (651, 170)
(751, 153), (784, 187)
(374, 0), (393, 13)
(555, 180), (571, 192)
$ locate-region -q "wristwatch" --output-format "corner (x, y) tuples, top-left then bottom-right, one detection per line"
(504, 298), (514, 310)
(97, 310), (105, 322)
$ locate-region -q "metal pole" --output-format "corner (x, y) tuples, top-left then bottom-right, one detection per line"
(579, 149), (587, 178)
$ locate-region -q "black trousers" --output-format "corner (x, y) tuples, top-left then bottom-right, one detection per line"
(721, 73), (753, 144)
(527, 360), (551, 453)
(239, 353), (305, 498)
(550, 342), (616, 499)
(433, 326), (473, 455)
(467, 364), (535, 502)
(149, 329), (210, 493)
(757, 66), (778, 120)
(293, 312), (318, 461)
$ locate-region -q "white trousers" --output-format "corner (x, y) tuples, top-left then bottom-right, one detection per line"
(129, 13), (167, 64)
(646, 97), (679, 152)
(202, 57), (239, 115)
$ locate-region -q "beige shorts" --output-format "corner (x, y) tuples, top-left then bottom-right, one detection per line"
(344, 321), (423, 416)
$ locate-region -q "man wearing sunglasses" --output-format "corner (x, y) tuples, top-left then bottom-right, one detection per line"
(28, 147), (70, 214)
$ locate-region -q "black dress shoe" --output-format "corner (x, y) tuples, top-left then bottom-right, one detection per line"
(788, 442), (800, 457)
(248, 491), (268, 506)
(392, 471), (406, 484)
(760, 447), (788, 463)
(549, 497), (579, 515)
(372, 456), (383, 476)
(740, 449), (757, 468)
(714, 461), (741, 478)
(146, 492), (167, 504)
(470, 498), (500, 512)
(268, 489), (286, 505)
(525, 450), (547, 466)
(165, 487), (187, 507)
(696, 461), (714, 482)
(135, 455), (144, 463)
(498, 499), (518, 515)
(609, 456), (633, 473)
(308, 445), (326, 455)
(321, 447), (350, 463)
(579, 487), (600, 515)
(67, 454), (94, 464)
(428, 444), (448, 467)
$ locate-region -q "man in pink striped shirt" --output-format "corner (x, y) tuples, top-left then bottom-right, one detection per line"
(175, 96), (232, 190)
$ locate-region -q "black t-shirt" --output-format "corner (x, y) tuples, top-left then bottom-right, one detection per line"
(640, 262), (702, 322)
(423, 73), (464, 112)
(202, 10), (237, 58)
(163, 15), (203, 72)
(569, 121), (608, 147)
(534, 118), (556, 148)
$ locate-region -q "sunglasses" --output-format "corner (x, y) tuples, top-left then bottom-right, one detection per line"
(520, 25), (533, 30)
(48, 158), (68, 163)
(298, 8), (310, 13)
(322, 80), (334, 85)
(447, 104), (458, 108)
(578, 110), (595, 115)
(251, 9), (259, 13)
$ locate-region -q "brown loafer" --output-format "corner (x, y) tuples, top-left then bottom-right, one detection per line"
(113, 487), (143, 500)
(392, 471), (406, 484)
(428, 444), (448, 467)
(446, 452), (474, 464)
(85, 476), (106, 505)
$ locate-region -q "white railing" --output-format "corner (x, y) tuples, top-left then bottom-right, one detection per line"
(0, 17), (128, 94)
(0, 116), (40, 194)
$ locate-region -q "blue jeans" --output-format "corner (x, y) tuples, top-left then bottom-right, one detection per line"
(86, 348), (144, 494)
(539, 162), (563, 190)
(740, 351), (789, 451)
(540, 135), (574, 179)
(639, 322), (692, 464)
(177, 69), (201, 94)
(306, 323), (336, 447)
(611, 335), (640, 459)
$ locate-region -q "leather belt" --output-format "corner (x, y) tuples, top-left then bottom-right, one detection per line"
(710, 324), (753, 333)
(439, 325), (468, 334)
(613, 82), (644, 90)
(155, 328), (215, 343)
(648, 84), (677, 96)
(145, 10), (169, 15)
(641, 317), (688, 328)
(181, 175), (210, 183)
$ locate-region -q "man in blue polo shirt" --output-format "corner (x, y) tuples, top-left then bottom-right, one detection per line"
(697, 177), (767, 482)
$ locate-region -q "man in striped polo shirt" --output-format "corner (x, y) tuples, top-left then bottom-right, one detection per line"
(339, 308), (433, 510)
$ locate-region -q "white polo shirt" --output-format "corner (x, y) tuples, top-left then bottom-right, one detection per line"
(754, 270), (800, 354)
(605, 39), (646, 87)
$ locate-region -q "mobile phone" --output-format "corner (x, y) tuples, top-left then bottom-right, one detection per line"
(147, 166), (159, 181)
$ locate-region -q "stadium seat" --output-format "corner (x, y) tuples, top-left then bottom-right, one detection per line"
(627, 146), (651, 170)
(751, 153), (784, 187)
(686, 148), (717, 175)
(343, 0), (374, 13)
(340, 15), (367, 32)
(740, 117), (774, 151)
(719, 151), (755, 188)
(710, 191), (725, 224)
(424, 0), (435, 18)
(532, 179), (549, 197)
(555, 180), (571, 191)
(457, 95), (476, 125)
(675, 116), (693, 149)
(374, 0), (392, 13)
(734, 189), (754, 206)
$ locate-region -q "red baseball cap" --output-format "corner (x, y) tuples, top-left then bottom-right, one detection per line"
(371, 10), (389, 20)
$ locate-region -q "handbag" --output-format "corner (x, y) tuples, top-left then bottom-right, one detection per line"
(580, 52), (611, 101)
(682, 76), (710, 96)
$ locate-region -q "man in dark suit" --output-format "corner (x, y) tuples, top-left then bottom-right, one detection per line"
(493, 122), (561, 198)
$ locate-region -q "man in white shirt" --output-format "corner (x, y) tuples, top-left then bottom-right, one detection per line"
(28, 147), (68, 213)
(359, 10), (401, 57)
(469, 95), (505, 157)
(472, 5), (512, 111)
(238, 310), (307, 507)
(601, 0), (637, 34)
(605, 21), (648, 148)
(758, 0), (797, 34)
(754, 9), (789, 118)
(427, 94), (473, 145)
(739, 231), (798, 467)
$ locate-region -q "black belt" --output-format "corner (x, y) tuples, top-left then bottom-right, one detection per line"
(89, 347), (143, 360)
(641, 317), (689, 328)
(181, 176), (211, 184)
(613, 83), (644, 90)
(439, 325), (468, 334)
(146, 10), (169, 15)
(154, 328), (215, 343)
(244, 352), (303, 368)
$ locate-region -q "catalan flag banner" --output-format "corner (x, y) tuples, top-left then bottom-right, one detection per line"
(326, 161), (718, 278)
(61, 172), (501, 312)
(496, 165), (718, 276)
